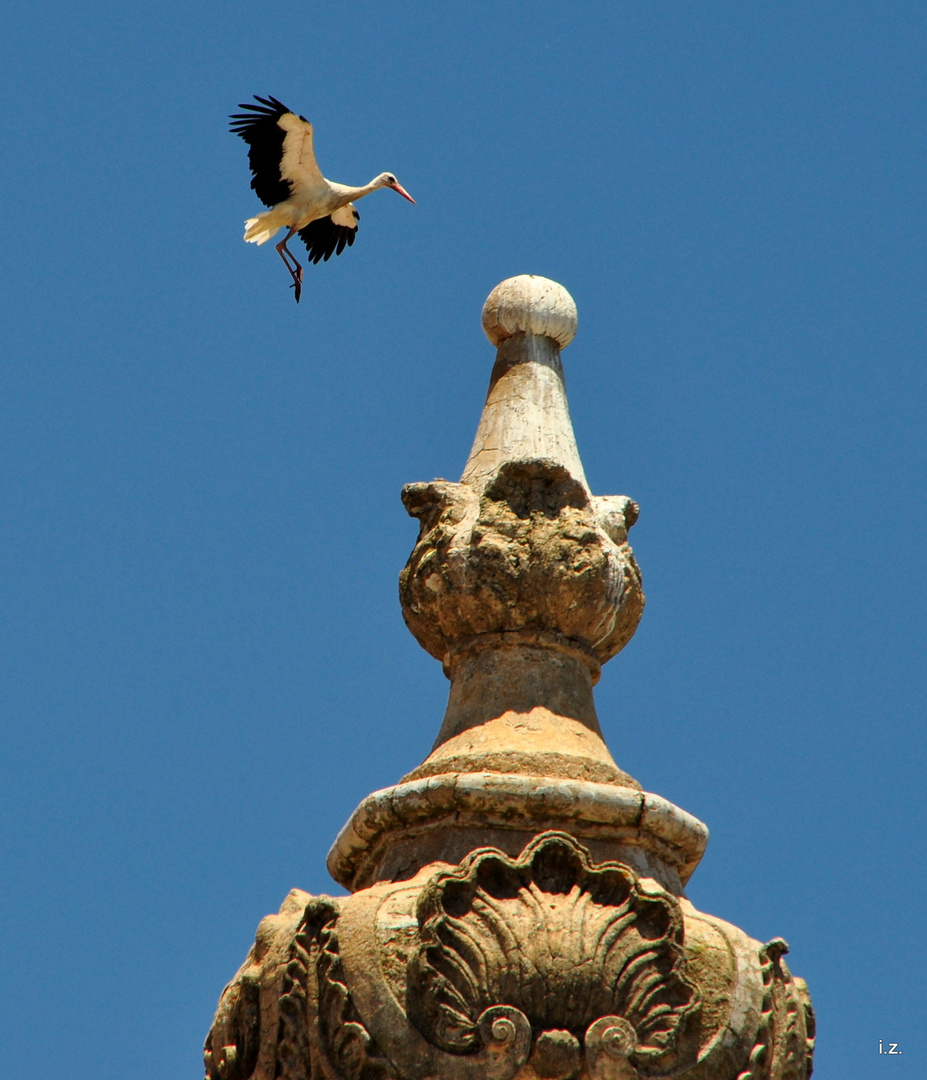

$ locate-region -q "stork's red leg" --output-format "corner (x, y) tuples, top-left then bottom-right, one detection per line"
(276, 228), (304, 303)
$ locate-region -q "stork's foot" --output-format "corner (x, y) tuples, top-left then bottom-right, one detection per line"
(286, 265), (304, 303)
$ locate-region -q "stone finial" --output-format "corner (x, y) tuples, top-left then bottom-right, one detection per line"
(397, 276), (645, 796)
(481, 274), (578, 349)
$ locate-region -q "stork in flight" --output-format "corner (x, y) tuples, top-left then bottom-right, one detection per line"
(229, 95), (415, 302)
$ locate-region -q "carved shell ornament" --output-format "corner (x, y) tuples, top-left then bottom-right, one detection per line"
(407, 833), (701, 1078)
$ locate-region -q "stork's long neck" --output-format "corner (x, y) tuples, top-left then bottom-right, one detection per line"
(328, 178), (382, 204)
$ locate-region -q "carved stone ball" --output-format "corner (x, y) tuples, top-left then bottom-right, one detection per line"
(482, 275), (578, 349)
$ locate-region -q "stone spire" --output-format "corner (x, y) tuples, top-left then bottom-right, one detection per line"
(398, 274), (643, 794)
(205, 277), (815, 1080)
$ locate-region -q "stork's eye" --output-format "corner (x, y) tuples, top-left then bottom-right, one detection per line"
(387, 175), (396, 184)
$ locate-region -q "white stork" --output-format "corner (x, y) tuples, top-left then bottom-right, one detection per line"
(229, 95), (415, 302)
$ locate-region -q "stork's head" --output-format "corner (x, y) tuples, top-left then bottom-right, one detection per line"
(377, 173), (416, 203)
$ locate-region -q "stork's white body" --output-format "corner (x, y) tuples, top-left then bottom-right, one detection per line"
(244, 179), (384, 247)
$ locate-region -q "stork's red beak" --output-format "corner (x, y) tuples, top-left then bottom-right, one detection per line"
(390, 181), (416, 204)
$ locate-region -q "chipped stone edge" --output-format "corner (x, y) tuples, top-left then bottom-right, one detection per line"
(327, 773), (708, 890)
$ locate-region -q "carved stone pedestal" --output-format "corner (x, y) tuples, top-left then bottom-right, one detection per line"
(205, 277), (814, 1080)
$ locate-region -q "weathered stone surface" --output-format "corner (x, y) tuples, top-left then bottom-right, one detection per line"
(460, 335), (588, 490)
(400, 465), (642, 669)
(326, 773), (708, 895)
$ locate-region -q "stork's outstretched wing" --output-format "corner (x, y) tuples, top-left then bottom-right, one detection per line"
(229, 95), (323, 208)
(298, 205), (360, 264)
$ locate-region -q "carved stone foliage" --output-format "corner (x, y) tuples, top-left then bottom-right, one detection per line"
(399, 459), (643, 666)
(204, 895), (396, 1080)
(205, 888), (315, 1080)
(274, 897), (399, 1080)
(737, 940), (815, 1080)
(406, 832), (701, 1078)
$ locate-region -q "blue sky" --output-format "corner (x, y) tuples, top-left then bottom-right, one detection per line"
(1, 3), (924, 1077)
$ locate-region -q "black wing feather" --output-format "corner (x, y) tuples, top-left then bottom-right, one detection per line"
(298, 210), (360, 265)
(229, 95), (295, 208)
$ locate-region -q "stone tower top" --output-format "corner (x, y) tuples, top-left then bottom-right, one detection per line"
(206, 277), (814, 1080)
